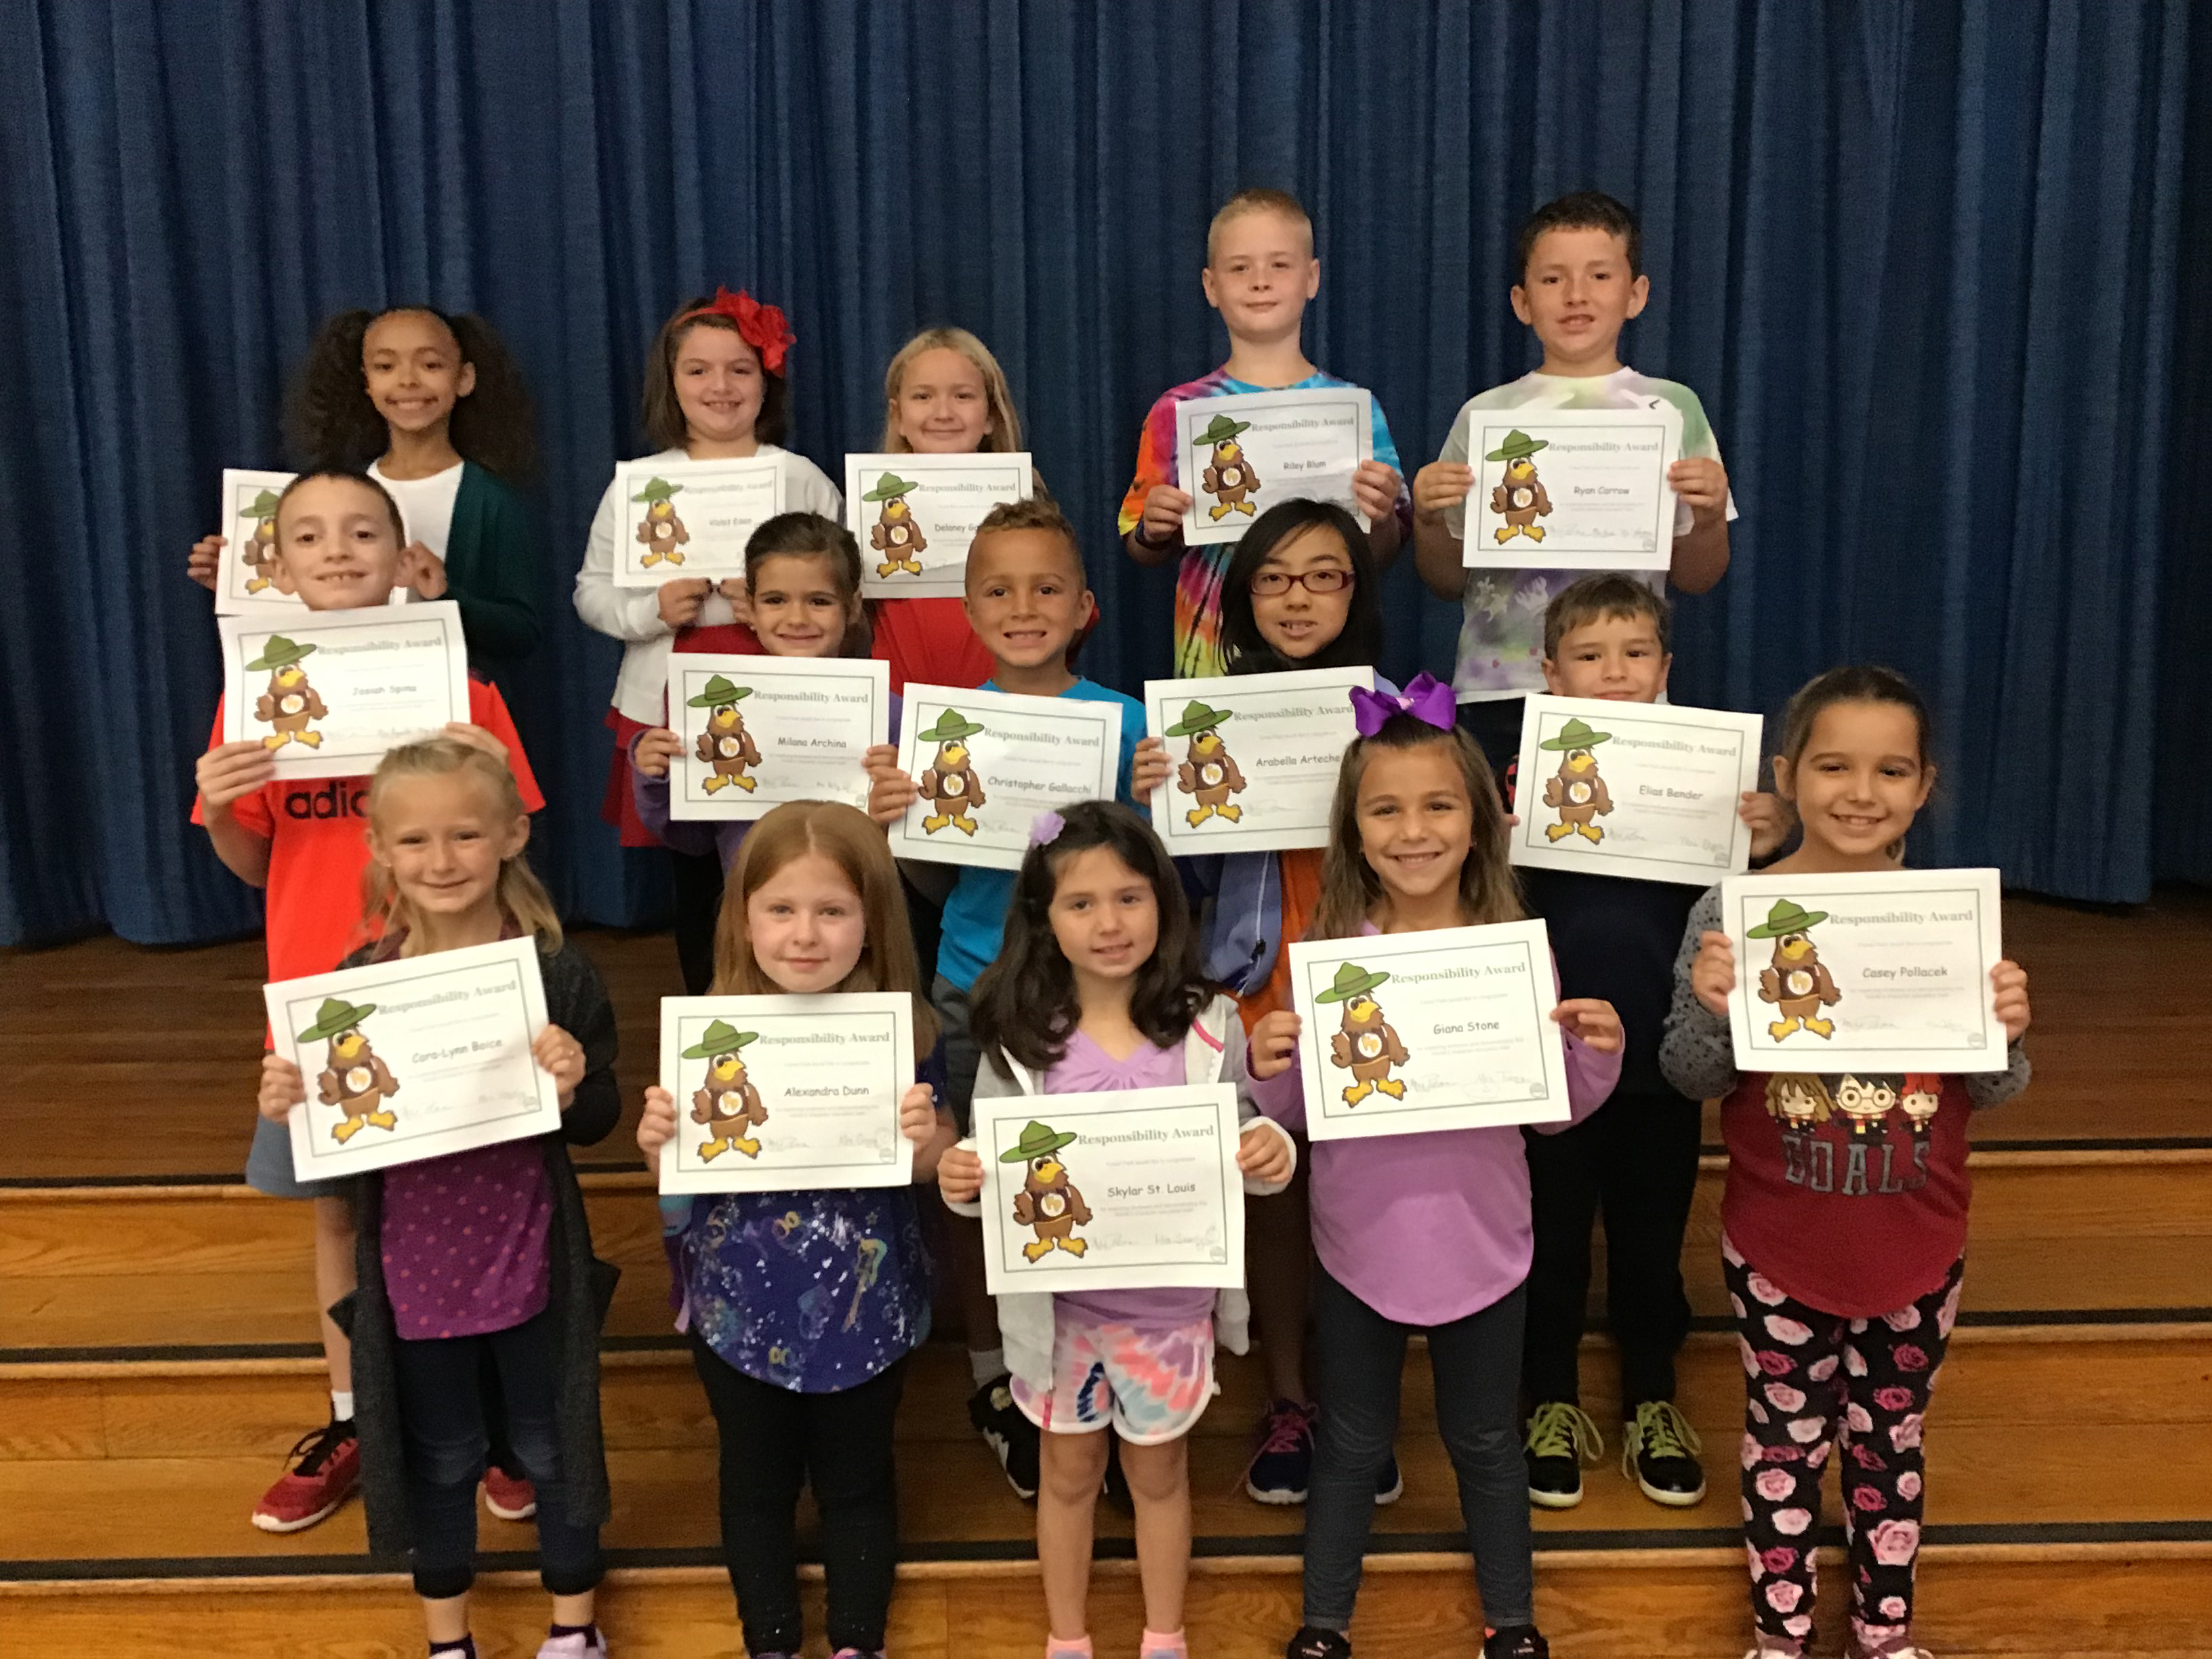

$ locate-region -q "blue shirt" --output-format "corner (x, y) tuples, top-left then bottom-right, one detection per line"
(935, 677), (1146, 990)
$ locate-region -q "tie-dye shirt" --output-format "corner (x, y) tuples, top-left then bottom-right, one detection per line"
(1438, 367), (1736, 700)
(1118, 367), (1410, 678)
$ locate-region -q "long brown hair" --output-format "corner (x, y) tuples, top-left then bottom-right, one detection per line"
(641, 295), (791, 452)
(1310, 717), (1521, 939)
(361, 738), (560, 955)
(879, 327), (1024, 453)
(709, 802), (939, 1061)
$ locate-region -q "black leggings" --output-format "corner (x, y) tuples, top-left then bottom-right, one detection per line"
(689, 1332), (907, 1655)
(1305, 1263), (1532, 1632)
(670, 848), (724, 997)
(391, 1308), (601, 1601)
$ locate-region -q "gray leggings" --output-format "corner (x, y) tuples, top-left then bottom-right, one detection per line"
(1304, 1263), (1534, 1631)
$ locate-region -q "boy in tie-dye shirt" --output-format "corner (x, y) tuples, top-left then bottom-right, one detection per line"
(1120, 188), (1410, 678)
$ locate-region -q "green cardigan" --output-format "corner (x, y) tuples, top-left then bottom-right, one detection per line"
(446, 462), (543, 663)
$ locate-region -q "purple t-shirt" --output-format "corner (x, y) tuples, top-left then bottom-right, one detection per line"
(1043, 1031), (1218, 1332)
(381, 1140), (553, 1341)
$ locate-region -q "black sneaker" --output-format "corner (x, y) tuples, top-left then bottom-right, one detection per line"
(1523, 1400), (1603, 1509)
(967, 1374), (1040, 1500)
(1621, 1399), (1706, 1507)
(1483, 1625), (1549, 1659)
(1373, 1448), (1403, 1504)
(1284, 1627), (1353, 1659)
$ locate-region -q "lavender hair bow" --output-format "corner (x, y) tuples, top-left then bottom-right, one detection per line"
(1349, 671), (1456, 737)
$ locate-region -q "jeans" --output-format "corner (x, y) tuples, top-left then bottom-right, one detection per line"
(691, 1334), (907, 1656)
(390, 1307), (600, 1601)
(1304, 1263), (1533, 1631)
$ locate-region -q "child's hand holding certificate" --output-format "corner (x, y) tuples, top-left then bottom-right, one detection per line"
(666, 655), (891, 821)
(220, 601), (470, 780)
(1286, 922), (1574, 1141)
(974, 1084), (1246, 1296)
(266, 937), (564, 1181)
(887, 684), (1123, 872)
(1719, 869), (2009, 1074)
(1143, 668), (1372, 856)
(657, 994), (918, 1195)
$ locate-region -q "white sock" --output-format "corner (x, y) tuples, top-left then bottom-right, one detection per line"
(968, 1347), (1006, 1389)
(331, 1389), (355, 1422)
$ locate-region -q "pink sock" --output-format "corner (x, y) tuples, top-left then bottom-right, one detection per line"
(1045, 1637), (1093, 1659)
(1140, 1631), (1189, 1658)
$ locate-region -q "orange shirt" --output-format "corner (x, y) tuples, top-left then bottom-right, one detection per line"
(1233, 846), (1326, 1031)
(192, 677), (543, 983)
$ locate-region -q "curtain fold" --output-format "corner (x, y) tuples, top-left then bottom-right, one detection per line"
(0, 0), (2194, 945)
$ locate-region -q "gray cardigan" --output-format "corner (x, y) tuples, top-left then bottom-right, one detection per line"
(333, 937), (621, 1557)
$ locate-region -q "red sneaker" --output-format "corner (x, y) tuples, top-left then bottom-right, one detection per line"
(250, 1418), (360, 1533)
(483, 1465), (538, 1521)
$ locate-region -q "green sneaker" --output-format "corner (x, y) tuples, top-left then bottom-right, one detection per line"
(1621, 1399), (1706, 1506)
(1523, 1400), (1603, 1509)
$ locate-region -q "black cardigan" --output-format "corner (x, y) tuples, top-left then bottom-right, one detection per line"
(333, 937), (621, 1557)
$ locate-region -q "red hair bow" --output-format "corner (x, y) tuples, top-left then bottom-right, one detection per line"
(682, 285), (796, 375)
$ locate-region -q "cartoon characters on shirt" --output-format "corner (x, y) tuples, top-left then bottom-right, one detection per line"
(1003, 1120), (1091, 1262)
(1165, 699), (1246, 828)
(249, 636), (327, 750)
(1486, 429), (1553, 544)
(688, 676), (760, 794)
(301, 997), (400, 1145)
(1759, 1071), (1936, 1197)
(633, 477), (689, 568)
(916, 709), (987, 836)
(1319, 962), (1410, 1106)
(1750, 900), (1842, 1041)
(1540, 716), (1614, 844)
(687, 1020), (767, 1161)
(1193, 413), (1261, 521)
(864, 472), (928, 578)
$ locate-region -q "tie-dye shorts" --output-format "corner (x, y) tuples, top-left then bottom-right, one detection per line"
(1010, 1307), (1218, 1445)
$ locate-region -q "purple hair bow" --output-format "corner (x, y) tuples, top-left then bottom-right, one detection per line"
(1350, 672), (1456, 737)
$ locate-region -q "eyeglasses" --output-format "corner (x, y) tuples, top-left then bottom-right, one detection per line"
(1248, 567), (1352, 597)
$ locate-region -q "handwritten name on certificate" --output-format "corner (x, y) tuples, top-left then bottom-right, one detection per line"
(1175, 386), (1375, 547)
(845, 452), (1032, 599)
(657, 993), (916, 1195)
(667, 655), (890, 821)
(220, 600), (469, 781)
(1144, 668), (1372, 856)
(1287, 922), (1572, 1141)
(613, 457), (783, 585)
(1721, 868), (2008, 1076)
(1462, 407), (1682, 573)
(267, 936), (562, 1181)
(975, 1084), (1245, 1296)
(888, 684), (1123, 872)
(1510, 695), (1764, 886)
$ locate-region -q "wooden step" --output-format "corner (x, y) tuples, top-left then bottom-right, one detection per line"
(5, 1545), (2209, 1657)
(9, 1151), (2209, 1358)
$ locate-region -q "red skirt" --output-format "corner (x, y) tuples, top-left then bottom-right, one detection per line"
(600, 623), (765, 845)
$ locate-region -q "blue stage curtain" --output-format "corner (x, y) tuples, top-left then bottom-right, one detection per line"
(0, 0), (2196, 945)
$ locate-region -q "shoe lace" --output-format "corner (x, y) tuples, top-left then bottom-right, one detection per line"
(1623, 1399), (1702, 1478)
(1524, 1400), (1603, 1465)
(1252, 1399), (1317, 1456)
(286, 1418), (353, 1477)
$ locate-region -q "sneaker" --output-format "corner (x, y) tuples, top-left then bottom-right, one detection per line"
(1523, 1400), (1603, 1509)
(968, 1374), (1040, 1499)
(1244, 1397), (1318, 1504)
(483, 1464), (538, 1521)
(1483, 1627), (1549, 1659)
(1284, 1628), (1353, 1659)
(534, 1631), (607, 1658)
(1373, 1448), (1403, 1504)
(1620, 1399), (1706, 1507)
(831, 1651), (886, 1658)
(249, 1417), (361, 1533)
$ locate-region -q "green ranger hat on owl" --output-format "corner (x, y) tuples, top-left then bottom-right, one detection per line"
(918, 708), (986, 743)
(1163, 699), (1234, 737)
(863, 472), (922, 502)
(681, 1019), (760, 1059)
(245, 636), (318, 671)
(1000, 1120), (1080, 1163)
(632, 476), (684, 504)
(1539, 716), (1612, 751)
(245, 488), (283, 518)
(1746, 899), (1830, 939)
(1484, 429), (1549, 463)
(685, 674), (754, 708)
(297, 996), (375, 1042)
(1315, 961), (1391, 1004)
(1192, 413), (1253, 447)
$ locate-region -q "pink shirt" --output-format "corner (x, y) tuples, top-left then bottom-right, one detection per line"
(1042, 1031), (1220, 1332)
(1247, 924), (1621, 1325)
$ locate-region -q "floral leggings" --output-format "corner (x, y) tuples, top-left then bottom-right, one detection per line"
(1724, 1235), (1964, 1654)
